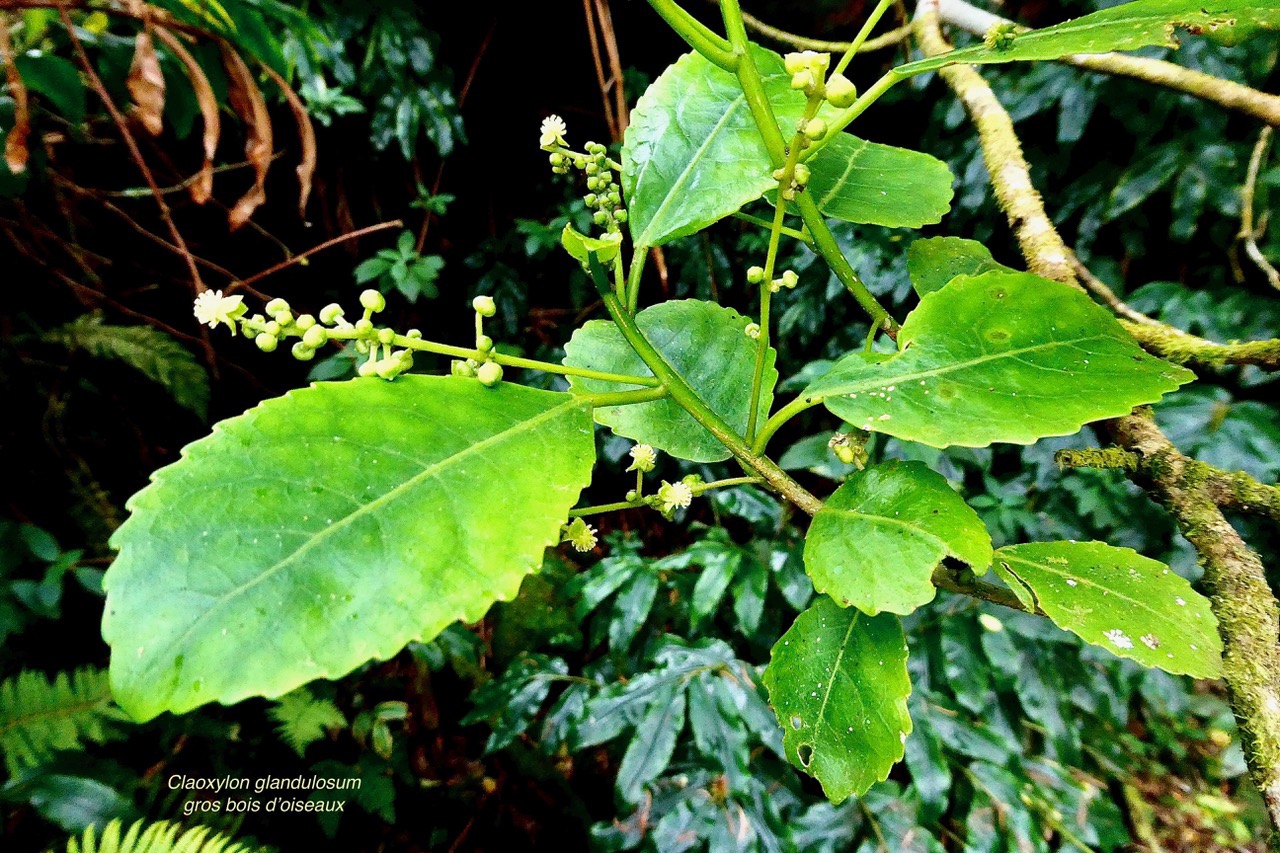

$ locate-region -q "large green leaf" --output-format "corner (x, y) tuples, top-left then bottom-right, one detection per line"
(907, 237), (1007, 297)
(622, 47), (811, 248)
(805, 461), (991, 616)
(103, 377), (595, 720)
(806, 134), (954, 229)
(801, 271), (1194, 447)
(991, 542), (1222, 678)
(563, 299), (775, 463)
(898, 0), (1280, 76)
(763, 596), (911, 803)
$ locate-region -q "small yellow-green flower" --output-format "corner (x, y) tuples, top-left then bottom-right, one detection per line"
(657, 480), (693, 514)
(193, 289), (246, 331)
(627, 443), (657, 473)
(540, 115), (568, 149)
(564, 517), (598, 552)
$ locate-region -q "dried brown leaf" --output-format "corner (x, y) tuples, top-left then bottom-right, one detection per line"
(155, 27), (219, 203)
(220, 42), (272, 230)
(0, 18), (30, 173)
(128, 28), (166, 136)
(261, 63), (315, 218)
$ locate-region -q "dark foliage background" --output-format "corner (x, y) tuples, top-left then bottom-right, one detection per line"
(1, 0), (1278, 849)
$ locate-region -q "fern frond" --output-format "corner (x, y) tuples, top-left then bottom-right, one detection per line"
(267, 687), (346, 756)
(46, 314), (210, 419)
(0, 668), (131, 775)
(64, 818), (267, 853)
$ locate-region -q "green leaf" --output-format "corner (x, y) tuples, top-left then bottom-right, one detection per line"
(802, 271), (1193, 447)
(763, 596), (912, 803)
(907, 237), (1008, 297)
(0, 668), (129, 776)
(991, 541), (1223, 678)
(268, 687), (347, 756)
(622, 47), (811, 248)
(62, 818), (267, 853)
(103, 377), (595, 721)
(897, 0), (1280, 76)
(805, 461), (992, 615)
(15, 55), (86, 125)
(561, 223), (622, 266)
(564, 299), (775, 462)
(46, 315), (209, 419)
(806, 134), (954, 229)
(616, 684), (686, 804)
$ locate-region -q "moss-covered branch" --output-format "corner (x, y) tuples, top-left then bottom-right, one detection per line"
(1057, 447), (1280, 524)
(915, 5), (1280, 835)
(1110, 412), (1280, 829)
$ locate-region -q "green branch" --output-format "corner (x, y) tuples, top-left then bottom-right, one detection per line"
(646, 0), (737, 70)
(584, 254), (823, 515)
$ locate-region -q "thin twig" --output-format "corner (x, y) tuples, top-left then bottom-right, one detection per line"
(58, 7), (205, 294)
(237, 220), (403, 290)
(1238, 127), (1280, 291)
(732, 4), (911, 54)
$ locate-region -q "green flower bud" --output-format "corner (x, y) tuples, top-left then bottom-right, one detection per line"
(792, 163), (811, 187)
(804, 118), (827, 140)
(608, 191), (621, 206)
(472, 295), (497, 317)
(625, 490), (639, 502)
(359, 289), (386, 313)
(291, 341), (315, 361)
(302, 325), (328, 348)
(586, 177), (600, 192)
(790, 70), (815, 91)
(825, 73), (857, 108)
(747, 265), (765, 284)
(406, 328), (423, 339)
(265, 298), (290, 316)
(615, 210), (628, 223)
(585, 162), (599, 175)
(354, 318), (374, 335)
(255, 333), (278, 352)
(584, 193), (598, 207)
(772, 168), (786, 182)
(375, 359), (401, 380)
(359, 359), (378, 377)
(597, 170), (612, 184)
(476, 335), (494, 354)
(264, 321), (282, 337)
(451, 360), (476, 378)
(549, 152), (566, 166)
(355, 340), (370, 355)
(319, 303), (345, 325)
(295, 314), (316, 331)
(374, 327), (393, 345)
(593, 211), (608, 226)
(477, 361), (503, 387)
(781, 269), (799, 289)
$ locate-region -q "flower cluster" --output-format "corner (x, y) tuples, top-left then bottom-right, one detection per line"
(539, 116), (627, 235)
(746, 265), (799, 294)
(194, 288), (507, 387)
(785, 50), (857, 110)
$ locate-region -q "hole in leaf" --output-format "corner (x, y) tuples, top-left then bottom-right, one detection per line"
(797, 743), (814, 767)
(790, 715), (803, 730)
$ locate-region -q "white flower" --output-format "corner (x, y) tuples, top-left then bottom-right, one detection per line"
(627, 443), (657, 473)
(193, 290), (245, 330)
(563, 518), (598, 552)
(657, 480), (693, 514)
(540, 114), (568, 149)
